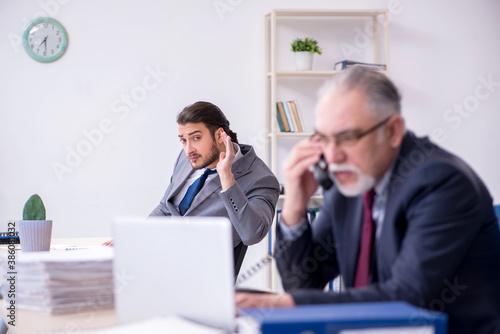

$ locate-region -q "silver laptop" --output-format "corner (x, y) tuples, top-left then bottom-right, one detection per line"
(113, 216), (235, 332)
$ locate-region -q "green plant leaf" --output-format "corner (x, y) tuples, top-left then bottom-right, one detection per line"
(22, 194), (46, 220)
(290, 37), (322, 55)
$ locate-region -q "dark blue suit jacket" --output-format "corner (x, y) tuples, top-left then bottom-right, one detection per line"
(276, 131), (500, 334)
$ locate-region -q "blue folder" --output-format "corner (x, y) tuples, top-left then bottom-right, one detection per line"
(240, 301), (447, 334)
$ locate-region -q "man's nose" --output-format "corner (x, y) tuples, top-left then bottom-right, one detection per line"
(324, 141), (346, 164)
(184, 141), (195, 154)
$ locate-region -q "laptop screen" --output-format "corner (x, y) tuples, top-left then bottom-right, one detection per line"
(113, 216), (235, 331)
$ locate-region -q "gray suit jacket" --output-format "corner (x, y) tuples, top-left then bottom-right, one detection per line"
(150, 144), (280, 247)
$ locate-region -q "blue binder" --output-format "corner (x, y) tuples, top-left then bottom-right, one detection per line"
(240, 301), (447, 334)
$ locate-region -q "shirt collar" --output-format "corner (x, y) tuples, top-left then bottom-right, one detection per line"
(373, 149), (400, 197)
(233, 142), (242, 163)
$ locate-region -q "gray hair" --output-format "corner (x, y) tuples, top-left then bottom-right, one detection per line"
(318, 66), (401, 121)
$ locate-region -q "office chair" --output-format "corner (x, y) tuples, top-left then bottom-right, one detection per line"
(494, 205), (500, 229)
(233, 242), (247, 280)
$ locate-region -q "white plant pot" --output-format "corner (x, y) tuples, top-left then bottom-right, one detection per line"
(294, 51), (313, 71)
(18, 220), (53, 252)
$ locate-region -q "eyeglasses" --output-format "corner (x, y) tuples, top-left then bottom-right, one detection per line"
(310, 115), (392, 149)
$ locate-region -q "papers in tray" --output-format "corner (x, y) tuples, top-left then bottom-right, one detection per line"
(1, 247), (114, 315)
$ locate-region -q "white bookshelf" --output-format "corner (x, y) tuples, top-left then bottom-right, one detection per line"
(263, 9), (390, 291)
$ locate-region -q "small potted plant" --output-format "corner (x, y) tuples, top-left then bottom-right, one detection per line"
(290, 37), (322, 71)
(18, 194), (53, 252)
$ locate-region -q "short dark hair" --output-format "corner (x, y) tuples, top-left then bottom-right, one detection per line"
(177, 101), (238, 144)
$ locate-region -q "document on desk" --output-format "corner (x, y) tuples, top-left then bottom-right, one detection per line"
(239, 301), (447, 334)
(1, 247), (114, 315)
(44, 315), (226, 334)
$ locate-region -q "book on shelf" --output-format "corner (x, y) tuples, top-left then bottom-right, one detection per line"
(276, 102), (290, 132)
(295, 100), (306, 133)
(334, 59), (387, 71)
(282, 101), (296, 132)
(287, 101), (303, 132)
(275, 100), (304, 133)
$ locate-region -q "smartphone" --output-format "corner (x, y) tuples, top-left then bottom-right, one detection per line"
(312, 155), (333, 190)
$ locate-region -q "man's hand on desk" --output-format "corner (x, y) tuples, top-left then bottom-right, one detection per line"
(102, 240), (113, 246)
(235, 292), (295, 308)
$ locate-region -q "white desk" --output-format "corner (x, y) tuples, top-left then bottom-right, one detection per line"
(0, 238), (117, 334)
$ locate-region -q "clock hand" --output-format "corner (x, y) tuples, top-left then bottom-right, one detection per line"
(39, 36), (48, 50)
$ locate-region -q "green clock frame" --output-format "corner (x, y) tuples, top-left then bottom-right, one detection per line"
(22, 17), (68, 63)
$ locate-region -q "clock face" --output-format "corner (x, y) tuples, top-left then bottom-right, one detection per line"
(22, 17), (68, 63)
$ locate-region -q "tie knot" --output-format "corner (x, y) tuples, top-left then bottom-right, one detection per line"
(202, 168), (217, 177)
(363, 189), (376, 209)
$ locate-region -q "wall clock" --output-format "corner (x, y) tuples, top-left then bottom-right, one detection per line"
(22, 17), (68, 63)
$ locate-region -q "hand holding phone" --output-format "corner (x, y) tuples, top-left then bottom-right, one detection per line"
(311, 155), (333, 190)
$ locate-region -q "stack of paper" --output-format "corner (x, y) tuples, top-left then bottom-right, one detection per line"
(1, 247), (114, 314)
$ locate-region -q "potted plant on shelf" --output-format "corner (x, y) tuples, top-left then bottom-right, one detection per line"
(18, 194), (53, 252)
(290, 37), (322, 71)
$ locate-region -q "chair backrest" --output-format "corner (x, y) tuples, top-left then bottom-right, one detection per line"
(494, 205), (500, 229)
(233, 242), (247, 280)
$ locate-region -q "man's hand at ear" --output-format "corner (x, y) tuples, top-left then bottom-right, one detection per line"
(217, 132), (236, 191)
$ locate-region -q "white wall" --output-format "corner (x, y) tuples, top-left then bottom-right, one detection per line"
(1, 0), (500, 287)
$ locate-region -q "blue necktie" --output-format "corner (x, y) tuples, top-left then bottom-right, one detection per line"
(179, 168), (217, 215)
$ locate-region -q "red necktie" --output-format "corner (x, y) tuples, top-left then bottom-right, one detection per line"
(354, 189), (376, 288)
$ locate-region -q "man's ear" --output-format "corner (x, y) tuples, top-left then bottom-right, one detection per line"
(386, 115), (405, 148)
(215, 127), (224, 143)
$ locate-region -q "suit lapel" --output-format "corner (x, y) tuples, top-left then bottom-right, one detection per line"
(185, 174), (222, 214)
(167, 154), (195, 202)
(375, 132), (422, 280)
(342, 195), (363, 287)
(230, 144), (253, 179)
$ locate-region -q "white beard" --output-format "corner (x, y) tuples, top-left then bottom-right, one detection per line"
(328, 163), (376, 197)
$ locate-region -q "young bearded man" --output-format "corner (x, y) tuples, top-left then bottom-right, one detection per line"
(150, 101), (280, 275)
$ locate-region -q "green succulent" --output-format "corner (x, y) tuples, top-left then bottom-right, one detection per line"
(290, 37), (322, 55)
(23, 194), (46, 220)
